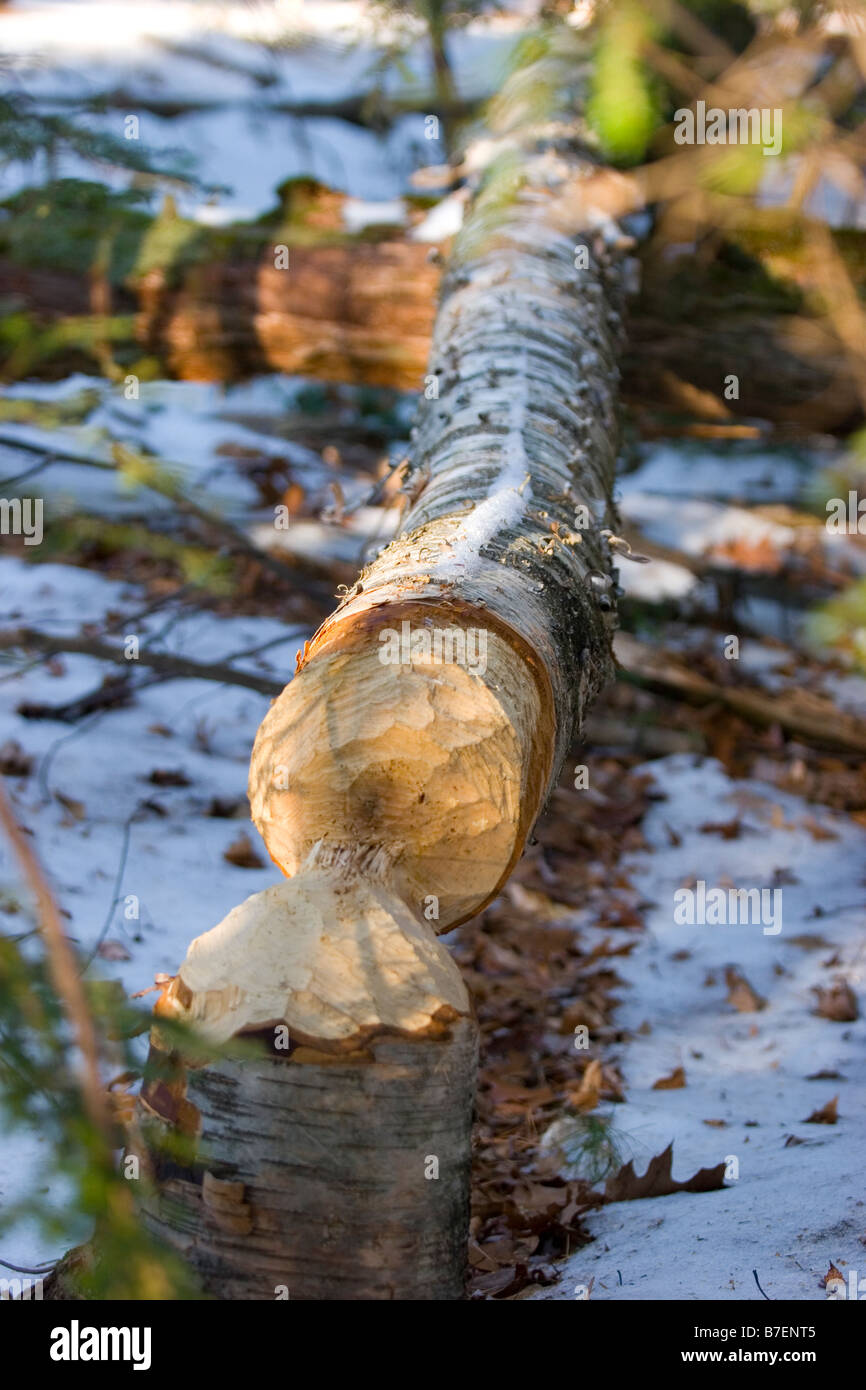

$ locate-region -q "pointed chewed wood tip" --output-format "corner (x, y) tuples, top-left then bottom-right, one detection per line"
(159, 866), (471, 1049)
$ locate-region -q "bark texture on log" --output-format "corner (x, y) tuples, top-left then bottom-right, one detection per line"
(135, 32), (626, 1301)
(137, 1011), (478, 1300)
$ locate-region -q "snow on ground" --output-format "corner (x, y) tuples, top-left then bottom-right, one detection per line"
(0, 369), (399, 1269)
(0, 105), (442, 214)
(7, 0), (866, 228)
(616, 440), (866, 659)
(3, 0), (524, 105)
(618, 441), (821, 505)
(620, 492), (800, 559)
(0, 561), (303, 973)
(1, 0), (864, 1300)
(256, 504), (404, 567)
(0, 0), (528, 217)
(0, 555), (305, 1266)
(534, 755), (866, 1301)
(0, 387), (864, 1290)
(0, 374), (342, 522)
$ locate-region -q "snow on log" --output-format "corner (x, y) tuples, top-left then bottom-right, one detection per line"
(133, 33), (630, 1301)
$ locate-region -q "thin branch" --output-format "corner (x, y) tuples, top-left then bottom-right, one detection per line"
(37, 709), (115, 803)
(81, 809), (140, 973)
(752, 1269), (772, 1301)
(0, 432), (305, 586)
(81, 774), (228, 981)
(0, 1256), (57, 1275)
(0, 458), (58, 490)
(0, 627), (285, 697)
(0, 779), (111, 1142)
(0, 433), (114, 477)
(616, 632), (866, 755)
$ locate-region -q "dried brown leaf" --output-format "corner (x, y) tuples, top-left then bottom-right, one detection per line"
(804, 1095), (839, 1125)
(699, 818), (742, 840)
(821, 1262), (845, 1293)
(148, 768), (191, 787)
(604, 1142), (726, 1203)
(223, 832), (265, 869)
(725, 967), (766, 1012)
(0, 740), (32, 777)
(55, 791), (85, 823)
(652, 1065), (686, 1090)
(571, 1058), (604, 1112)
(813, 978), (858, 1022)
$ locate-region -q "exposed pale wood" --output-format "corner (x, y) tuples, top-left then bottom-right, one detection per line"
(248, 615), (550, 935)
(165, 868), (471, 1048)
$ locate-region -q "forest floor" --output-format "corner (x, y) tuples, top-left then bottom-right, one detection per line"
(1, 0), (865, 1302)
(1, 373), (864, 1301)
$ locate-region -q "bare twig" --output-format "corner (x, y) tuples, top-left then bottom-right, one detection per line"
(0, 432), (303, 586)
(0, 779), (111, 1141)
(0, 1256), (57, 1275)
(0, 627), (285, 698)
(753, 1269), (772, 1301)
(81, 808), (141, 973)
(616, 632), (866, 754)
(0, 434), (114, 476)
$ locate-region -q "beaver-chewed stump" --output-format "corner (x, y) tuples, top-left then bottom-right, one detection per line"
(133, 606), (558, 1299)
(129, 30), (626, 1301)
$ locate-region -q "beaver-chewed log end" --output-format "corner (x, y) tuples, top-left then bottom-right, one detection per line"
(247, 602), (554, 934)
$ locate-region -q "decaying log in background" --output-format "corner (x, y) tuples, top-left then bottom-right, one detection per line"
(134, 240), (439, 390)
(3, 199), (864, 431)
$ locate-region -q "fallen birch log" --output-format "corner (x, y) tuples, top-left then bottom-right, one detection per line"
(129, 34), (628, 1301)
